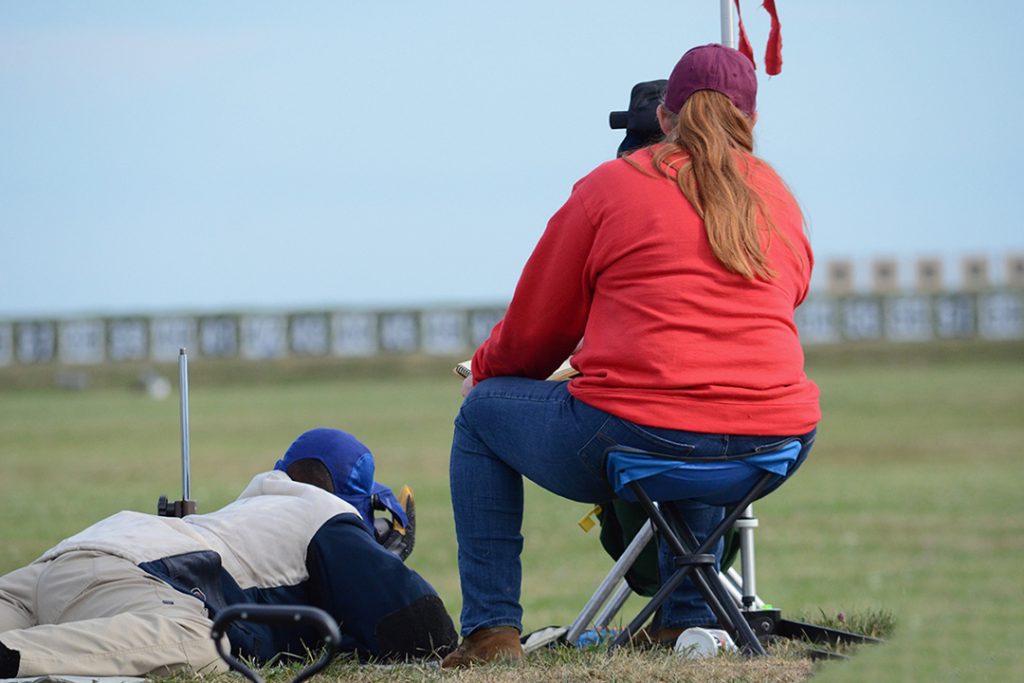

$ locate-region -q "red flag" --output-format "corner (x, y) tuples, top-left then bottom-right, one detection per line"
(733, 0), (756, 68)
(731, 0), (784, 75)
(763, 0), (783, 75)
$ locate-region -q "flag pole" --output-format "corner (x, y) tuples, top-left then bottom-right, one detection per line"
(720, 0), (736, 48)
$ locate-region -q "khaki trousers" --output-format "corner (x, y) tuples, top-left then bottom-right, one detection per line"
(0, 550), (227, 676)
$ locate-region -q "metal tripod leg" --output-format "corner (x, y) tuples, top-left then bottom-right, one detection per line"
(735, 504), (759, 608)
(593, 580), (633, 629)
(565, 519), (655, 644)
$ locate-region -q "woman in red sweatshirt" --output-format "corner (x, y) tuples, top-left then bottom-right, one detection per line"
(442, 44), (819, 667)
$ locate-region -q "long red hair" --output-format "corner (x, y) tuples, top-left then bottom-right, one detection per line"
(629, 90), (799, 280)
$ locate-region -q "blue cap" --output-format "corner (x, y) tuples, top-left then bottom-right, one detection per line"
(275, 428), (408, 532)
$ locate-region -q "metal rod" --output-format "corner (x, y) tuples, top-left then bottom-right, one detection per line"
(721, 567), (744, 603)
(178, 347), (191, 502)
(720, 0), (737, 48)
(659, 504), (766, 655)
(725, 567), (766, 609)
(610, 494), (733, 650)
(736, 504), (758, 607)
(566, 520), (656, 644)
(594, 580), (633, 629)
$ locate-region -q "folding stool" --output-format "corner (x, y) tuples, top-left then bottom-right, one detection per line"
(571, 440), (804, 655)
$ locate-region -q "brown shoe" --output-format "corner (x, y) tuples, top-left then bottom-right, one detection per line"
(440, 626), (523, 668)
(632, 625), (685, 649)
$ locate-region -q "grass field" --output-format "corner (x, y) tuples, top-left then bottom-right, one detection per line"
(1, 341), (1022, 682)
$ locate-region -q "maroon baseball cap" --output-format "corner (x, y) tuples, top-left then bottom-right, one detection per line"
(664, 44), (757, 117)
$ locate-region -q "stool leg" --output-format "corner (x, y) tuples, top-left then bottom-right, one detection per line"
(658, 504), (748, 639)
(696, 563), (766, 654)
(609, 559), (693, 650)
(566, 520), (656, 644)
(614, 479), (775, 656)
(662, 504), (767, 655)
(607, 551), (745, 651)
(611, 487), (733, 651)
(594, 579), (634, 629)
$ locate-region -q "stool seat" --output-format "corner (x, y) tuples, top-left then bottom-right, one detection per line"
(606, 441), (802, 506)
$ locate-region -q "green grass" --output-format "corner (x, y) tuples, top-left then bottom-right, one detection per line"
(1, 341), (1022, 682)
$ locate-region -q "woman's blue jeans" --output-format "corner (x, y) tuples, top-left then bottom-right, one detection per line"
(449, 377), (814, 637)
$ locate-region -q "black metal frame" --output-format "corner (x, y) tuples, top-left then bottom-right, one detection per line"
(607, 461), (780, 654)
(210, 604), (341, 683)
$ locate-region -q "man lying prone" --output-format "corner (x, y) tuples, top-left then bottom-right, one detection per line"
(0, 427), (457, 676)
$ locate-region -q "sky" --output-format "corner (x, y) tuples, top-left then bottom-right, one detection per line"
(1, 1), (1022, 318)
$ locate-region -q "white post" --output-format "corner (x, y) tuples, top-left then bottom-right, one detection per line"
(720, 0), (737, 48)
(178, 347), (191, 502)
(735, 504), (759, 608)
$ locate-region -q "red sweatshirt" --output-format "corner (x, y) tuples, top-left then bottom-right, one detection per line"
(472, 146), (820, 436)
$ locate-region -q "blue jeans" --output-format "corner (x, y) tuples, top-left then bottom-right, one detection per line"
(449, 377), (814, 636)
